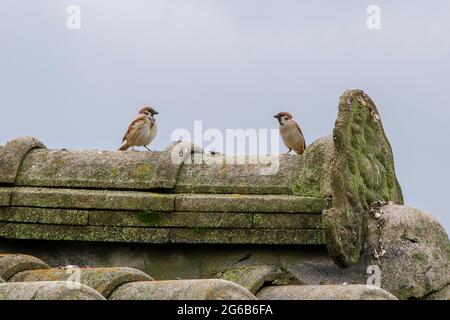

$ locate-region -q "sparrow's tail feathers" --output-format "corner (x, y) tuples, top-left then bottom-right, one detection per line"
(118, 143), (130, 151)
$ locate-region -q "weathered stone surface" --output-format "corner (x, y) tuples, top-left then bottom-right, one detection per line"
(0, 254), (50, 281)
(0, 189), (11, 207)
(175, 154), (308, 195)
(170, 228), (325, 245)
(109, 279), (257, 300)
(323, 89), (404, 267)
(89, 211), (253, 228)
(0, 222), (323, 244)
(0, 207), (88, 225)
(0, 281), (105, 300)
(152, 141), (204, 189)
(15, 148), (168, 190)
(10, 187), (175, 211)
(0, 136), (46, 184)
(256, 285), (397, 300)
(292, 136), (333, 198)
(366, 205), (450, 299)
(0, 240), (331, 281)
(253, 213), (322, 229)
(0, 223), (169, 243)
(219, 265), (284, 294)
(423, 284), (449, 300)
(175, 194), (328, 213)
(281, 254), (368, 285)
(9, 267), (152, 298)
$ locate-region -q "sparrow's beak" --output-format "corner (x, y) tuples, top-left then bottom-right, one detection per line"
(274, 114), (279, 119)
(153, 111), (159, 115)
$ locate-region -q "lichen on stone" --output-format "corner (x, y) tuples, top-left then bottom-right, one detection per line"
(323, 89), (403, 268)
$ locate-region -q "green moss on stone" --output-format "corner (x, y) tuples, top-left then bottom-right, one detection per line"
(138, 211), (162, 225)
(323, 90), (403, 268)
(192, 227), (206, 235)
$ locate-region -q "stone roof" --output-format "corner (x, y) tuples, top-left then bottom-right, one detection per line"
(0, 89), (448, 300)
(0, 89), (404, 268)
(0, 253), (397, 300)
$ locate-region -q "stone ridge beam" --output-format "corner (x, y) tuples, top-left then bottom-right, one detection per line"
(0, 281), (105, 300)
(15, 149), (166, 190)
(4, 139), (333, 197)
(0, 254), (50, 281)
(9, 267), (153, 298)
(174, 154), (306, 195)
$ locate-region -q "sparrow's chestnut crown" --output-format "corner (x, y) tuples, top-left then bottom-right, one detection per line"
(139, 106), (159, 116)
(274, 112), (293, 120)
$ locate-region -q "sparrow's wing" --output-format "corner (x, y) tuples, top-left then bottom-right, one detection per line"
(122, 114), (149, 142)
(293, 120), (306, 147)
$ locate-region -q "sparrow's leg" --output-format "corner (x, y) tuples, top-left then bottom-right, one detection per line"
(144, 146), (152, 152)
(284, 149), (292, 155)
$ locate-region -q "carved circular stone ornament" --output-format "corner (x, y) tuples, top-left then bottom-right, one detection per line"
(324, 90), (404, 268)
(0, 136), (46, 184)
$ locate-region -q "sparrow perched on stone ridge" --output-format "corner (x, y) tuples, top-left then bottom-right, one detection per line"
(274, 112), (306, 155)
(119, 106), (158, 151)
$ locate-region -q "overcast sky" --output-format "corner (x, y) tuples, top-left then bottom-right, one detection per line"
(1, 1), (449, 233)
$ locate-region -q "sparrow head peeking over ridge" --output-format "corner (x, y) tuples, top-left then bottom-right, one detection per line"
(119, 106), (159, 152)
(274, 111), (306, 155)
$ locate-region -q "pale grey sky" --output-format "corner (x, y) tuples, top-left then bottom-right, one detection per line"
(1, 1), (449, 232)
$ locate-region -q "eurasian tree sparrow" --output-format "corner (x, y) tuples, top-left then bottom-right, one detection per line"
(119, 106), (158, 151)
(274, 112), (306, 155)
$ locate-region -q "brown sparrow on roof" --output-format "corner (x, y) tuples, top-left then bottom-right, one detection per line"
(274, 112), (306, 155)
(119, 106), (158, 151)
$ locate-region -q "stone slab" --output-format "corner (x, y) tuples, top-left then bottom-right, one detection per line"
(175, 194), (328, 213)
(0, 223), (324, 245)
(15, 148), (167, 190)
(10, 187), (175, 211)
(174, 154), (306, 195)
(0, 223), (170, 243)
(170, 228), (325, 245)
(0, 207), (88, 225)
(0, 189), (11, 207)
(253, 213), (322, 229)
(89, 210), (253, 228)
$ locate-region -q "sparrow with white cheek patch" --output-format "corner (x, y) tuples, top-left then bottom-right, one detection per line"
(119, 106), (158, 151)
(274, 112), (306, 155)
